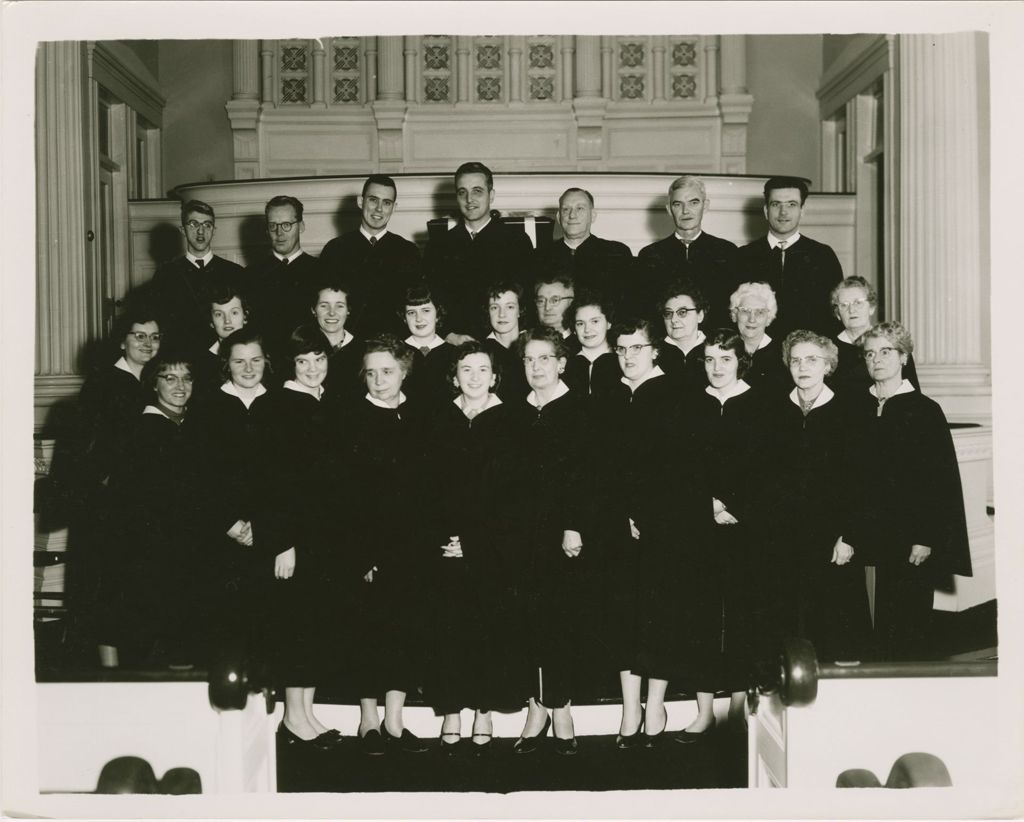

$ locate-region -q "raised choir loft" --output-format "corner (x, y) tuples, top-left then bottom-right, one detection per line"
(34, 31), (995, 606)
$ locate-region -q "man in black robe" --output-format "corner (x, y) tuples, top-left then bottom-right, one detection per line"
(736, 176), (843, 338)
(532, 187), (633, 312)
(637, 176), (738, 329)
(248, 195), (321, 359)
(318, 174), (421, 340)
(424, 161), (533, 344)
(145, 200), (245, 354)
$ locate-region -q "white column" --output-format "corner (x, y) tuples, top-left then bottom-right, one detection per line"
(364, 37), (379, 102)
(509, 35), (524, 103)
(574, 35), (601, 98)
(600, 36), (613, 99)
(703, 35), (719, 104)
(719, 34), (747, 95)
(718, 35), (753, 175)
(372, 36), (408, 170)
(226, 40), (262, 179)
(231, 40), (260, 100)
(651, 36), (666, 101)
(456, 36), (471, 103)
(376, 36), (404, 100)
(572, 35), (607, 168)
(403, 36), (417, 102)
(898, 33), (989, 421)
(560, 35), (575, 100)
(260, 41), (274, 105)
(311, 39), (326, 108)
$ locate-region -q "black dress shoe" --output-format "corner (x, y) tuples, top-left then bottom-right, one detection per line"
(513, 715), (551, 754)
(312, 730), (343, 750)
(643, 708), (669, 748)
(440, 731), (462, 756)
(553, 735), (579, 756)
(359, 728), (385, 756)
(674, 718), (716, 745)
(471, 733), (493, 756)
(381, 724), (428, 753)
(278, 723), (324, 750)
(616, 717), (645, 750)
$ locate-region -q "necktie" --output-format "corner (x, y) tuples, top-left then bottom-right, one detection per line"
(369, 235), (377, 247)
(778, 240), (787, 270)
(420, 346), (431, 356)
(470, 231), (477, 241)
(195, 259), (205, 270)
(569, 247), (575, 257)
(281, 257), (289, 266)
(684, 243), (690, 262)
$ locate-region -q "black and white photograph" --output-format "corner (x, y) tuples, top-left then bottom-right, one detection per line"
(2, 1), (1023, 819)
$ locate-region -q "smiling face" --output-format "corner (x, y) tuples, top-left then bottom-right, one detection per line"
(523, 339), (564, 393)
(405, 302), (438, 340)
(668, 184), (707, 237)
(454, 351), (496, 402)
(488, 290), (521, 336)
(359, 182), (396, 233)
(536, 281), (574, 331)
(155, 364), (194, 412)
(834, 285), (876, 337)
(663, 294), (704, 343)
(267, 204), (304, 256)
(615, 329), (657, 385)
(764, 187), (805, 239)
(364, 351), (405, 404)
(227, 342), (266, 390)
(294, 350), (328, 390)
(574, 304), (610, 350)
(704, 343), (740, 391)
(313, 288), (349, 338)
(181, 210), (214, 256)
(121, 321), (161, 369)
(788, 341), (830, 392)
(558, 191), (595, 242)
(733, 294), (771, 343)
(211, 296), (246, 341)
(455, 172), (494, 229)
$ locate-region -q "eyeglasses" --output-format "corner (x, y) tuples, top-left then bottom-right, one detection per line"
(523, 354), (560, 366)
(735, 307), (769, 320)
(128, 332), (162, 343)
(268, 221), (297, 233)
(185, 220), (214, 231)
(535, 295), (574, 308)
(614, 343), (653, 357)
(662, 307), (699, 320)
(836, 299), (869, 311)
(788, 355), (823, 368)
(158, 374), (193, 386)
(863, 347), (898, 362)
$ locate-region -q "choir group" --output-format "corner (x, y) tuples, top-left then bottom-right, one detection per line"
(58, 164), (972, 757)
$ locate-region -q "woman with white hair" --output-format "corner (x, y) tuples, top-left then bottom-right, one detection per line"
(728, 281), (788, 395)
(851, 321), (971, 659)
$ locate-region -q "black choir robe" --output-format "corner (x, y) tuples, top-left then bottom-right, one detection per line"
(483, 335), (530, 403)
(744, 336), (791, 398)
(828, 336), (921, 396)
(247, 252), (322, 356)
(637, 232), (739, 329)
(322, 335), (365, 401)
(531, 234), (634, 309)
(402, 340), (456, 410)
(318, 230), (422, 339)
(657, 338), (709, 397)
(562, 350), (622, 401)
(735, 235), (844, 338)
(424, 216), (534, 339)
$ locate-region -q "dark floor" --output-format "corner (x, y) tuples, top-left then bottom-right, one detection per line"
(276, 728), (749, 793)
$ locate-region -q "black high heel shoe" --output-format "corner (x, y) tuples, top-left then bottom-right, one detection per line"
(278, 722), (330, 751)
(440, 730), (462, 756)
(674, 715), (716, 744)
(616, 716), (645, 750)
(643, 707), (668, 748)
(513, 714), (551, 754)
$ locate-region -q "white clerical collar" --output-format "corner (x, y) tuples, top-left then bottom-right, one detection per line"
(360, 226), (389, 243)
(837, 328), (869, 345)
(274, 249), (304, 264)
(563, 235), (589, 250)
(663, 329), (706, 356)
(752, 333), (773, 351)
(329, 329), (354, 350)
(405, 333), (445, 351)
(365, 391), (407, 409)
(768, 232), (801, 249)
(113, 356), (141, 380)
(706, 379), (751, 405)
(466, 217), (491, 236)
(186, 251), (214, 267)
(142, 405), (167, 417)
(527, 380), (570, 408)
(675, 230), (702, 244)
(621, 364), (666, 392)
(209, 340), (221, 355)
(284, 379), (324, 401)
(454, 393), (503, 417)
(221, 380), (267, 409)
(869, 379), (916, 400)
(789, 383), (835, 411)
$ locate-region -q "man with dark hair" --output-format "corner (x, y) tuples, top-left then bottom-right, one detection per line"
(424, 161), (533, 344)
(532, 187), (633, 312)
(249, 195), (321, 357)
(146, 199), (245, 353)
(735, 176), (843, 337)
(318, 174), (421, 339)
(637, 176), (738, 329)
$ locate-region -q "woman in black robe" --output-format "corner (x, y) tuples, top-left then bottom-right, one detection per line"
(852, 321), (972, 659)
(400, 284), (455, 410)
(482, 280), (529, 402)
(656, 279), (710, 396)
(263, 325), (344, 751)
(425, 341), (521, 755)
(193, 281), (250, 396)
(728, 281), (789, 396)
(510, 326), (591, 756)
(592, 318), (716, 747)
(563, 290), (621, 400)
(107, 348), (203, 667)
(758, 330), (874, 664)
(310, 274), (364, 401)
(340, 334), (430, 755)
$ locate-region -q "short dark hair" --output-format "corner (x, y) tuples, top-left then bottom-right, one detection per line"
(362, 174), (397, 198)
(285, 324), (331, 378)
(448, 339), (501, 396)
(533, 271), (575, 295)
(559, 187), (594, 208)
(704, 328), (752, 380)
(567, 288), (615, 328)
(116, 306), (161, 340)
(141, 349), (195, 396)
(763, 176), (810, 206)
(361, 333), (415, 378)
(207, 280), (250, 317)
(486, 279), (525, 305)
(180, 199), (214, 226)
(310, 274), (355, 311)
(455, 161), (494, 190)
(516, 324), (572, 361)
(658, 278), (709, 315)
(265, 195), (304, 222)
(401, 284), (446, 328)
(611, 317), (661, 359)
(218, 326), (271, 382)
